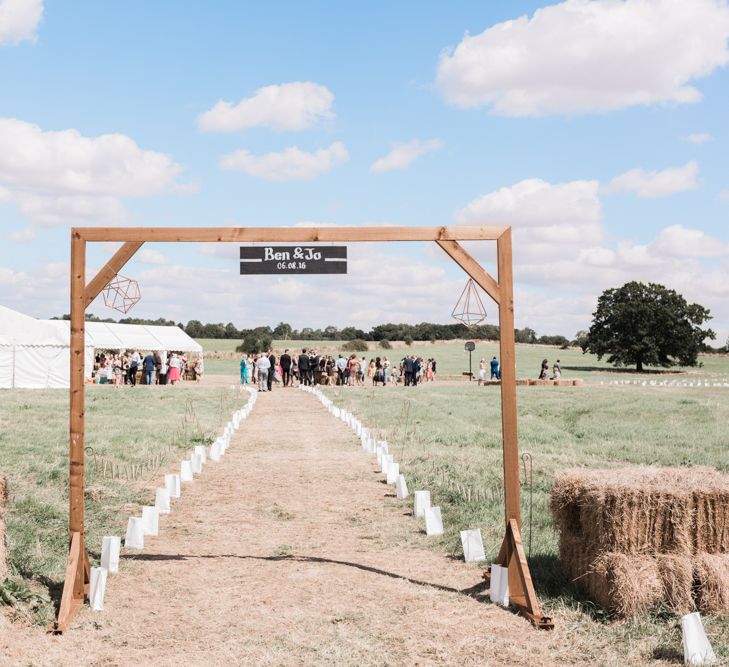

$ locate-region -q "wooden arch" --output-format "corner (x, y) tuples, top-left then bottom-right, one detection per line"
(53, 225), (552, 632)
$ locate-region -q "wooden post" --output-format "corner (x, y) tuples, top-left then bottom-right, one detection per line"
(53, 230), (89, 633)
(493, 228), (553, 630)
(497, 228), (520, 526)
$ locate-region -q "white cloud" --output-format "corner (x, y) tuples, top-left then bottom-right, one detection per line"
(136, 249), (168, 265)
(454, 176), (729, 340)
(6, 227), (35, 242)
(650, 224), (729, 257)
(197, 82), (334, 132)
(220, 141), (348, 181)
(0, 118), (186, 226)
(0, 0), (43, 45)
(684, 133), (714, 144)
(370, 139), (442, 173)
(12, 193), (128, 226)
(605, 161), (699, 197)
(457, 177), (602, 228)
(0, 119), (182, 196)
(436, 0), (729, 116)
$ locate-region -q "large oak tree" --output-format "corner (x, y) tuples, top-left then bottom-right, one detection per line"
(583, 281), (714, 372)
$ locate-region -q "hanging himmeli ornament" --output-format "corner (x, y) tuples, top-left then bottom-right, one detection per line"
(102, 274), (141, 314)
(451, 278), (487, 327)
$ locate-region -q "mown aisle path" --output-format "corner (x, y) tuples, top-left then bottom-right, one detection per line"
(2, 387), (566, 667)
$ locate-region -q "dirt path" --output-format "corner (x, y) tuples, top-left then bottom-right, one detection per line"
(2, 387), (572, 667)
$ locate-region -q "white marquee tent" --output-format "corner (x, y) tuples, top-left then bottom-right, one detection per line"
(0, 305), (202, 389)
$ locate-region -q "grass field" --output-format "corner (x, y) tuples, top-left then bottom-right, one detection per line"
(198, 337), (729, 383)
(0, 384), (241, 623)
(1, 343), (728, 659)
(317, 379), (729, 659)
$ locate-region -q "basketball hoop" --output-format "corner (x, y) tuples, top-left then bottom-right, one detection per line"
(102, 274), (141, 314)
(451, 278), (487, 327)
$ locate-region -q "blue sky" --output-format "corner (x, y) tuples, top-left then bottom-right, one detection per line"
(1, 0), (728, 341)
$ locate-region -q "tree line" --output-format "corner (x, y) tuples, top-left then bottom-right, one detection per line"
(55, 314), (578, 347)
(53, 280), (727, 370)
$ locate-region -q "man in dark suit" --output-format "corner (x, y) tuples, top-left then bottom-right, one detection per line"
(403, 356), (414, 386)
(267, 350), (276, 391)
(280, 349), (292, 387)
(298, 349), (310, 386)
(310, 350), (319, 385)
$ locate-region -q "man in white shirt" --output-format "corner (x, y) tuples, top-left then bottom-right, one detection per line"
(257, 353), (271, 391)
(335, 354), (347, 385)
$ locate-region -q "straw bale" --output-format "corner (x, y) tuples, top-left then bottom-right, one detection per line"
(0, 474), (7, 581)
(515, 379), (529, 386)
(692, 487), (729, 553)
(555, 379), (573, 387)
(572, 379), (584, 386)
(589, 553), (663, 618)
(655, 554), (694, 613)
(551, 466), (729, 555)
(693, 554), (729, 613)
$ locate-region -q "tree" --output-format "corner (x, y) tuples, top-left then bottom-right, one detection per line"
(583, 281), (715, 371)
(185, 320), (204, 338)
(236, 334), (272, 355)
(272, 322), (292, 339)
(514, 327), (537, 344)
(342, 338), (369, 352)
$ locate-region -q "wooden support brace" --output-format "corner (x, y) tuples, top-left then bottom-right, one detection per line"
(435, 240), (501, 305)
(485, 519), (553, 630)
(50, 531), (88, 634)
(84, 241), (144, 307)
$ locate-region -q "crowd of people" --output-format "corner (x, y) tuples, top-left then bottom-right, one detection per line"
(92, 350), (204, 387)
(239, 348), (437, 391)
(539, 358), (561, 380)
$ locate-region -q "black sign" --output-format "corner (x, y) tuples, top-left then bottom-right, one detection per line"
(240, 246), (347, 275)
(464, 341), (476, 352)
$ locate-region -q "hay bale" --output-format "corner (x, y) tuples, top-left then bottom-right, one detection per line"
(551, 466), (729, 555)
(515, 378), (528, 386)
(562, 547), (695, 617)
(572, 379), (584, 386)
(0, 474), (7, 581)
(555, 379), (573, 387)
(694, 554), (729, 613)
(589, 553), (664, 617)
(656, 554), (694, 613)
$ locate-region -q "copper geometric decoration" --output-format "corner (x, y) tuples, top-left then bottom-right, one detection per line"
(102, 274), (141, 314)
(451, 278), (487, 328)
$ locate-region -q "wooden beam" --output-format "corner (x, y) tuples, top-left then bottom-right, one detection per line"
(84, 241), (143, 307)
(497, 228), (521, 526)
(435, 240), (500, 305)
(75, 225), (508, 243)
(53, 231), (89, 634)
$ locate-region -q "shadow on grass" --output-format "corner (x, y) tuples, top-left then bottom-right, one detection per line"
(123, 551), (490, 600)
(527, 553), (613, 623)
(561, 366), (684, 375)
